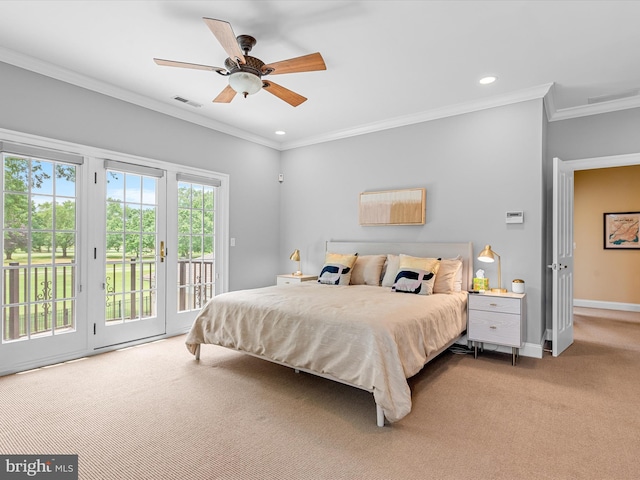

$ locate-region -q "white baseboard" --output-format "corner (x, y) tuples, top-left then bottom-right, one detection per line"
(520, 342), (544, 359)
(574, 299), (640, 313)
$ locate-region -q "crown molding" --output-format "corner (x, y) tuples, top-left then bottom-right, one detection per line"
(544, 83), (640, 122)
(11, 42), (638, 150)
(280, 83), (554, 150)
(0, 47), (280, 150)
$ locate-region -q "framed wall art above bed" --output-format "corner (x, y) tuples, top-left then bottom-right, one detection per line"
(359, 188), (426, 226)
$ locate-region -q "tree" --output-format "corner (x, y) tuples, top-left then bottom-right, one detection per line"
(54, 200), (76, 258)
(3, 156), (77, 260)
(31, 200), (53, 253)
(3, 157), (29, 260)
(105, 200), (124, 253)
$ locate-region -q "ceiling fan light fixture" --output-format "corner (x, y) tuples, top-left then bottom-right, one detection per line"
(229, 71), (262, 97)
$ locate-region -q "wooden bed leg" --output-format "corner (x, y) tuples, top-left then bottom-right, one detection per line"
(195, 344), (201, 360)
(376, 404), (385, 427)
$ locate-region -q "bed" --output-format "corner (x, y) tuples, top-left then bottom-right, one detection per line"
(185, 241), (473, 426)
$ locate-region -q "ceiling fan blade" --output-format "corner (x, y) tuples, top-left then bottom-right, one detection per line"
(213, 85), (237, 103)
(203, 17), (245, 64)
(262, 81), (307, 107)
(153, 58), (226, 73)
(263, 52), (326, 75)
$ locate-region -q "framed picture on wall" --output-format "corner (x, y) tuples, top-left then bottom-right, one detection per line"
(359, 188), (426, 226)
(603, 212), (640, 249)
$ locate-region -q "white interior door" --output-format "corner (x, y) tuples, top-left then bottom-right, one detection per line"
(93, 160), (166, 349)
(551, 157), (574, 356)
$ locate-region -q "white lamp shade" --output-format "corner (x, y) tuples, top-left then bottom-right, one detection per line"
(477, 245), (496, 263)
(229, 72), (262, 95)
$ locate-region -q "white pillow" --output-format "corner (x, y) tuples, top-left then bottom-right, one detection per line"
(381, 254), (400, 287)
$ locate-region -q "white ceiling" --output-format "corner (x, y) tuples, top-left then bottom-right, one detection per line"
(1, 0), (640, 150)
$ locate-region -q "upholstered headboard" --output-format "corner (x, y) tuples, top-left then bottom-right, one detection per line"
(326, 241), (473, 291)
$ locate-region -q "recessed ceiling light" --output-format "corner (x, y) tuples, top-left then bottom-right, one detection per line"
(479, 76), (497, 85)
(275, 130), (286, 135)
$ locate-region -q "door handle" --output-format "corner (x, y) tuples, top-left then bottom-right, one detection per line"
(547, 264), (568, 270)
(160, 241), (165, 263)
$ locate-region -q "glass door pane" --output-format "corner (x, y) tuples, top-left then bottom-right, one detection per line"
(2, 154), (78, 342)
(96, 165), (165, 348)
(176, 181), (216, 312)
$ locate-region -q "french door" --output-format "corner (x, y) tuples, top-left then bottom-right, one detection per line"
(1, 134), (226, 373)
(0, 143), (87, 372)
(92, 160), (166, 349)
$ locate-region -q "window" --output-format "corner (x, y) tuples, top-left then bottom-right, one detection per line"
(2, 147), (80, 342)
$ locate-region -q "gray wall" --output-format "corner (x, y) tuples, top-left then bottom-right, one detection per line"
(0, 62), (281, 291)
(1, 60), (557, 348)
(280, 100), (547, 346)
(547, 108), (640, 161)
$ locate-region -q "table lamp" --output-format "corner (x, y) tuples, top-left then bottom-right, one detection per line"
(289, 249), (302, 276)
(477, 244), (507, 293)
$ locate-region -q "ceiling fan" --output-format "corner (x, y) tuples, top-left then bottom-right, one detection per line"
(154, 17), (326, 107)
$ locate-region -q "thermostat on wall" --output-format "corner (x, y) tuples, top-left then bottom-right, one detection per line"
(506, 211), (524, 223)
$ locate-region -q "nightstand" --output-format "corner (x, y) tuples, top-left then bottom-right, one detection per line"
(276, 274), (318, 286)
(467, 292), (526, 366)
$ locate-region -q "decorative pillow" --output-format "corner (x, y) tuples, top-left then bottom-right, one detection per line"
(350, 254), (386, 286)
(392, 254), (440, 295)
(318, 252), (358, 285)
(453, 262), (463, 292)
(433, 256), (463, 294)
(381, 254), (400, 287)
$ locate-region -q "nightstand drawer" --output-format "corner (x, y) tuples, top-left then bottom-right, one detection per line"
(468, 295), (521, 315)
(468, 310), (521, 347)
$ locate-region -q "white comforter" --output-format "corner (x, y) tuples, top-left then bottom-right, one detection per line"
(185, 283), (467, 423)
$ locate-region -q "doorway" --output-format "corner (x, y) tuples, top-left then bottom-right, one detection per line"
(92, 160), (167, 349)
(551, 152), (640, 353)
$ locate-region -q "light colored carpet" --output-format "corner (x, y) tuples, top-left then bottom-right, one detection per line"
(1, 309), (639, 479)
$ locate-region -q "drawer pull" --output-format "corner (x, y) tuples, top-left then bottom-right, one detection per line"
(490, 303), (498, 307)
(490, 325), (497, 329)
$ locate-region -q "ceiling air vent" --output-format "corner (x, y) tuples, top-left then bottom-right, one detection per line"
(172, 96), (202, 108)
(588, 89), (639, 104)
